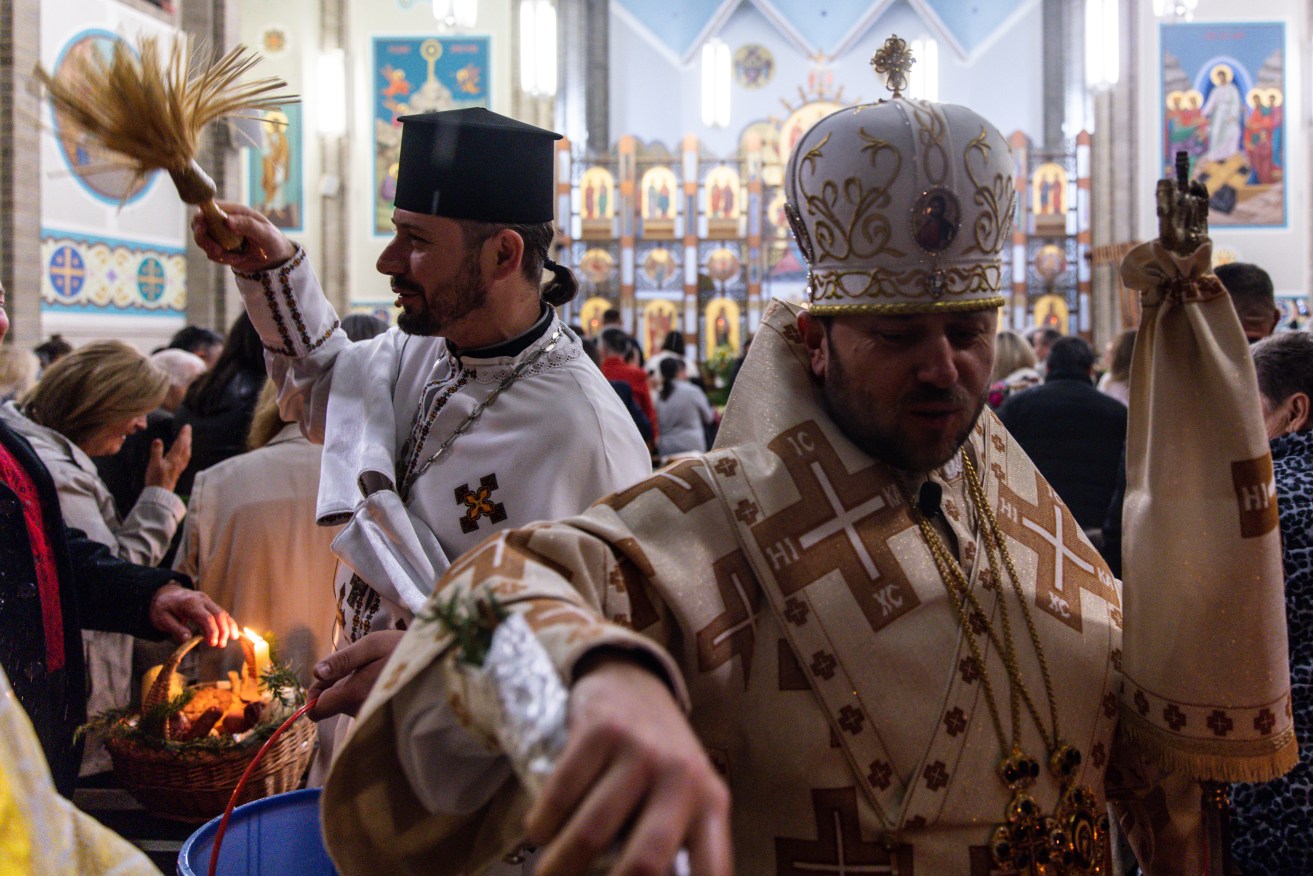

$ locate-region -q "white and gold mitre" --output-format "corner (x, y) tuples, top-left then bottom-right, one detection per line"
(785, 36), (1016, 315)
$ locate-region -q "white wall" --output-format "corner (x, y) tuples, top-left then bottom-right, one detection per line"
(1135, 1), (1308, 300)
(608, 0), (1046, 159)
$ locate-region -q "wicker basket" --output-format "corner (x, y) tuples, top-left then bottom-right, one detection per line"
(105, 636), (317, 823)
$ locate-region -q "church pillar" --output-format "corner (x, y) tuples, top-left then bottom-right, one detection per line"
(0, 0), (42, 346)
(180, 0), (242, 334)
(555, 0), (608, 153)
(1089, 0), (1140, 342)
(319, 0), (349, 317)
(1040, 0), (1068, 149)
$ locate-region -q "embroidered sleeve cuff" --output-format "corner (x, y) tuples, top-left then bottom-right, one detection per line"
(233, 244), (343, 358)
(525, 604), (691, 714)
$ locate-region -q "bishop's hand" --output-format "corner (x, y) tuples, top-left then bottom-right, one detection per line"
(1156, 151), (1210, 257)
(527, 656), (733, 876)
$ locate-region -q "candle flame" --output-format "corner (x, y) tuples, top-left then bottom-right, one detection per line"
(242, 626), (264, 643)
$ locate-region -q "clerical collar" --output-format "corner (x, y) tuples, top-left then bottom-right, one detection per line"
(451, 303), (552, 361)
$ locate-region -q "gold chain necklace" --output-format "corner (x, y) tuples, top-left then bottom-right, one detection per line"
(906, 452), (1107, 875)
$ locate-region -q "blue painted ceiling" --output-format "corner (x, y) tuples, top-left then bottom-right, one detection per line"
(612, 0), (1031, 59)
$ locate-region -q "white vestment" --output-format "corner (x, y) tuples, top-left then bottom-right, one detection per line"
(233, 248), (652, 642)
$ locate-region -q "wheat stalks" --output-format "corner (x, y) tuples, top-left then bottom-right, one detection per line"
(34, 33), (298, 251)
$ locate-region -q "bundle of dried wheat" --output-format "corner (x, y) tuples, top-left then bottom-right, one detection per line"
(35, 33), (296, 251)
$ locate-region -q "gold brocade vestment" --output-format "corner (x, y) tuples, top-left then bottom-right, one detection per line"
(322, 300), (1247, 875)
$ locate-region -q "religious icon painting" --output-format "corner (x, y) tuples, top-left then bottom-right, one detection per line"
(641, 246), (678, 290)
(734, 44), (774, 89)
(642, 300), (680, 359)
(705, 165), (742, 239)
(578, 248), (617, 289)
(49, 31), (157, 206)
(740, 121), (783, 187)
(373, 36), (491, 235)
(705, 247), (742, 286)
(246, 104), (303, 232)
(580, 166), (617, 239)
(578, 295), (613, 339)
(1033, 244), (1067, 283)
(1029, 162), (1068, 236)
(703, 296), (742, 361)
(1031, 293), (1069, 333)
(777, 100), (844, 170)
(640, 166), (679, 239)
(911, 188), (961, 253)
(1160, 22), (1285, 227)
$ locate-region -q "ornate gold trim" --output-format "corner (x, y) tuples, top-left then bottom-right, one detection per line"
(812, 262), (1002, 302)
(810, 296), (1005, 316)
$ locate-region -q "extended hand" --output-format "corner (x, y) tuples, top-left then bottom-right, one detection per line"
(144, 424), (191, 492)
(527, 659), (733, 876)
(307, 630), (405, 720)
(190, 202), (296, 273)
(149, 583), (239, 647)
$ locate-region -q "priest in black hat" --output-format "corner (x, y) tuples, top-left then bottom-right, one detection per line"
(191, 107), (652, 768)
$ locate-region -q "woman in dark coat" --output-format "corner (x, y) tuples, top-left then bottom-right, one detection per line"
(0, 281), (237, 798)
(1230, 331), (1313, 873)
(174, 311), (268, 497)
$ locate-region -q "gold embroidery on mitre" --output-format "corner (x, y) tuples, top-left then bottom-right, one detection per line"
(811, 262), (1003, 304)
(963, 128), (1016, 258)
(911, 101), (950, 185)
(795, 131), (905, 266)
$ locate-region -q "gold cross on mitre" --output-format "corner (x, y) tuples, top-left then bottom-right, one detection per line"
(870, 34), (915, 99)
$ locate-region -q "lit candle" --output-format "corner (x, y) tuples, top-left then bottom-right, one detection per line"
(241, 627), (272, 685)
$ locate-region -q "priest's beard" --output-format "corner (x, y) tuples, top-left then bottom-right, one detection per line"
(821, 347), (987, 473)
(395, 251), (489, 337)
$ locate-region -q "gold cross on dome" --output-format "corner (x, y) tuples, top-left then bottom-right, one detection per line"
(870, 34), (915, 99)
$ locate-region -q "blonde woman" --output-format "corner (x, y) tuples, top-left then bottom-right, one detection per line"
(987, 329), (1041, 408)
(0, 340), (192, 774)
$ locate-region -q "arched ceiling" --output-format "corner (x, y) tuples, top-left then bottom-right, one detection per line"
(611, 0), (1035, 63)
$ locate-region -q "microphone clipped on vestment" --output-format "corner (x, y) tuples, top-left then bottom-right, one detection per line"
(917, 481), (943, 518)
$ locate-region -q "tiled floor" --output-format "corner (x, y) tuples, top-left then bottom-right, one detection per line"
(75, 774), (202, 873)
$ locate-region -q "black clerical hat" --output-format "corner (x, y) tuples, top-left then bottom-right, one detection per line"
(393, 108), (562, 224)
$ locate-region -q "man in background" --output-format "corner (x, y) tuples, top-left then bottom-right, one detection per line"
(1215, 261), (1280, 343)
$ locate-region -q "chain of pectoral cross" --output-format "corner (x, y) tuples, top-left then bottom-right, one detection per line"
(399, 325), (562, 501)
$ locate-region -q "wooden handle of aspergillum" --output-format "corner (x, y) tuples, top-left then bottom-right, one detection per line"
(169, 160), (246, 253)
(198, 199), (246, 252)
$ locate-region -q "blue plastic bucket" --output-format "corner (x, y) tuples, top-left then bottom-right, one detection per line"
(177, 788), (337, 876)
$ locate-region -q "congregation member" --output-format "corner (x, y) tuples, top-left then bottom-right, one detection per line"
(166, 325), (224, 369)
(173, 382), (339, 687)
(1215, 261), (1280, 343)
(986, 329), (1040, 408)
(1027, 325), (1061, 372)
(654, 356), (715, 458)
(190, 108), (651, 747)
(96, 348), (206, 517)
(1229, 330), (1313, 873)
(0, 281), (235, 799)
(1097, 328), (1136, 405)
(998, 335), (1127, 535)
(32, 334), (73, 370)
(321, 49), (1290, 876)
(600, 327), (658, 445)
(174, 312), (267, 497)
